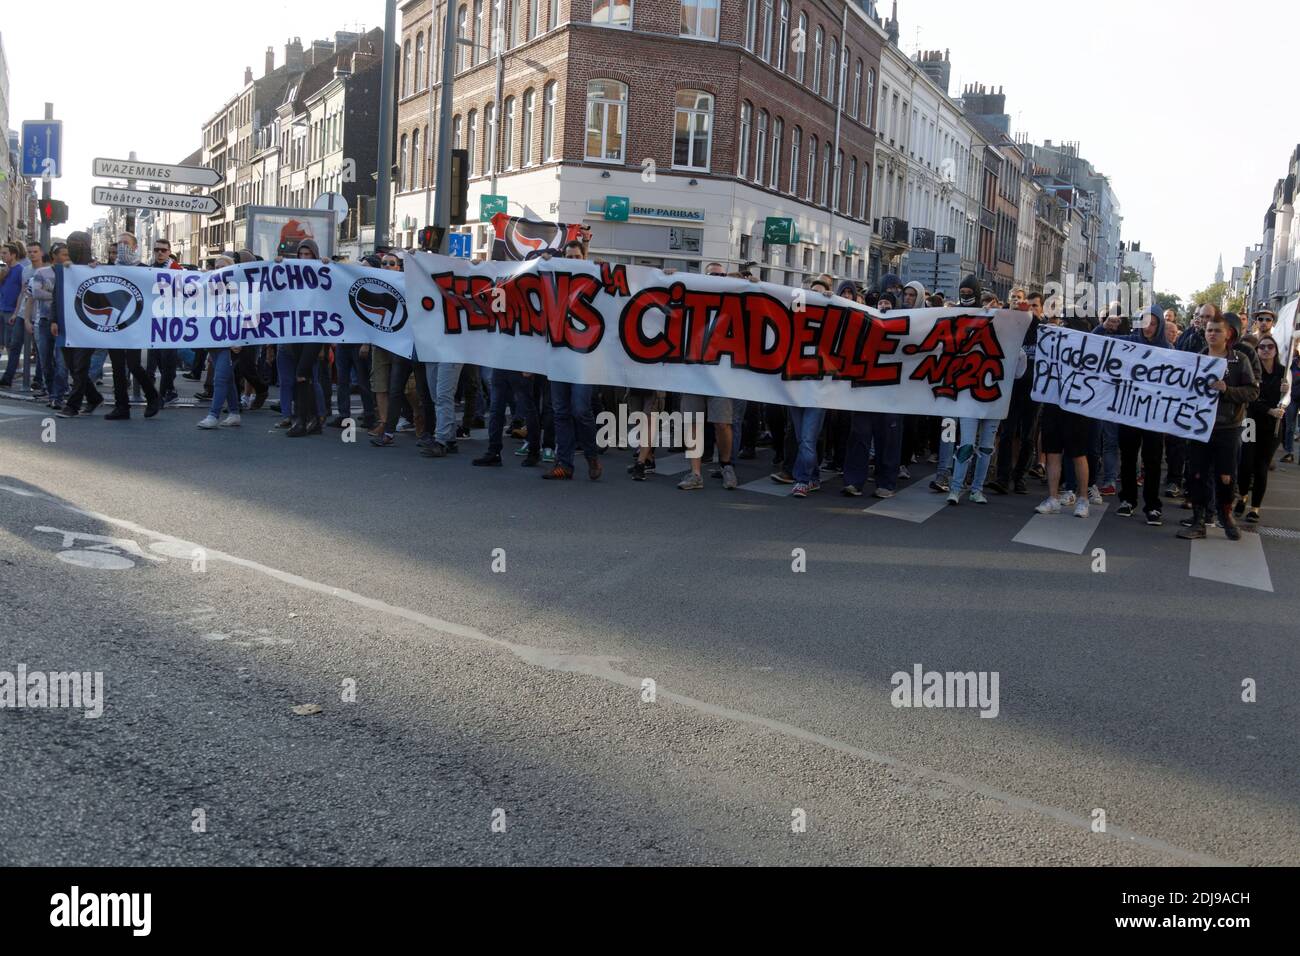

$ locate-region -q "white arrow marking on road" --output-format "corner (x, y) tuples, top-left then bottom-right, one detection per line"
(1189, 529), (1274, 592)
(1011, 502), (1108, 554)
(864, 480), (951, 524)
(57, 549), (135, 570)
(34, 526), (166, 561)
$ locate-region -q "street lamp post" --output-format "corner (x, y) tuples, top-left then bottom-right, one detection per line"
(432, 2), (458, 254)
(374, 0), (398, 250)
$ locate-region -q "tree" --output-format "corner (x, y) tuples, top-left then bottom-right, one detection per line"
(1190, 280), (1228, 307)
(1154, 291), (1182, 315)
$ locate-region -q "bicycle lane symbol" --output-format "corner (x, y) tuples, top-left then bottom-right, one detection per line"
(33, 527), (170, 571)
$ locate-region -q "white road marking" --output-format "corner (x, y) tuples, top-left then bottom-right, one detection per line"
(0, 481), (1237, 866)
(0, 405), (52, 417)
(1012, 502), (1108, 554)
(56, 549), (135, 570)
(738, 477), (795, 498)
(1190, 529), (1274, 592)
(651, 453), (691, 476)
(864, 481), (951, 524)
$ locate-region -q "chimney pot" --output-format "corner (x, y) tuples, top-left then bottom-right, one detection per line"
(244, 66), (253, 85)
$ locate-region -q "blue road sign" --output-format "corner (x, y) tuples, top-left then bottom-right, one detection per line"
(21, 120), (63, 178)
(448, 232), (472, 258)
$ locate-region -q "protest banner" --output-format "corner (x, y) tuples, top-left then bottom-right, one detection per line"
(404, 253), (1034, 418)
(60, 261), (414, 357)
(1032, 324), (1226, 441)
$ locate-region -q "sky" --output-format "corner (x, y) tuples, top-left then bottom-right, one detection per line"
(3, 0), (1292, 302)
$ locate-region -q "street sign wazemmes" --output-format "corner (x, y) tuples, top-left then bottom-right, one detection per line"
(93, 157), (222, 188)
(92, 185), (222, 217)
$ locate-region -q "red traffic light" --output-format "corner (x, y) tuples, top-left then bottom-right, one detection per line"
(40, 199), (69, 225)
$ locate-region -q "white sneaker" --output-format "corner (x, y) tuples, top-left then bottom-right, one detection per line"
(220, 414), (241, 428)
(1074, 499), (1090, 518)
(197, 415), (220, 429)
(947, 489), (961, 506)
(1087, 485), (1103, 506)
(1035, 497), (1061, 515)
(899, 465), (911, 479)
(1060, 490), (1077, 507)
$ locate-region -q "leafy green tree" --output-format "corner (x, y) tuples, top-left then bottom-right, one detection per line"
(1154, 291), (1182, 314)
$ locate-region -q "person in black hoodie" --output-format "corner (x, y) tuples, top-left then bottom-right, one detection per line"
(1178, 310), (1259, 540)
(1234, 333), (1290, 523)
(1116, 304), (1169, 525)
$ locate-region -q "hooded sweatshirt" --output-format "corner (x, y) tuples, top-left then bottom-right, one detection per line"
(958, 274), (980, 306)
(903, 280), (926, 308)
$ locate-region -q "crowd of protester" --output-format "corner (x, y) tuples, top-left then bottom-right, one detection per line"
(1, 231), (1295, 542)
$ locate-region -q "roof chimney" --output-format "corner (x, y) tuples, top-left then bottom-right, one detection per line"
(265, 46), (275, 76)
(244, 66), (253, 85)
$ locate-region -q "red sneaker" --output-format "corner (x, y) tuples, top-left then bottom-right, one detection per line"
(542, 464), (573, 480)
(1098, 483), (1117, 496)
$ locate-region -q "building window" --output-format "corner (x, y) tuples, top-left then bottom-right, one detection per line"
(585, 79), (626, 162)
(776, 2), (789, 71)
(548, 0), (558, 30)
(827, 38), (836, 104)
(529, 0), (540, 39)
(542, 81), (557, 159)
(806, 133), (817, 201)
(473, 0), (484, 63)
(737, 100), (752, 178)
(415, 33), (425, 91)
(411, 128), (421, 190)
(821, 142), (830, 206)
(402, 40), (412, 96)
(789, 126), (800, 195)
(680, 0), (719, 39)
(673, 89), (713, 170)
(770, 117), (783, 189)
(744, 0), (757, 51)
(847, 157), (857, 217)
(467, 109), (477, 175)
(834, 148), (843, 211)
(794, 13), (806, 81)
(502, 97), (515, 169)
(485, 101), (496, 173)
(865, 68), (874, 126)
(522, 88), (536, 166)
(754, 110), (768, 184)
(398, 133), (408, 190)
(456, 6), (468, 71)
(851, 60), (861, 118)
(592, 0), (632, 28)
(812, 27), (823, 94)
(761, 0), (774, 61)
(453, 114), (462, 149)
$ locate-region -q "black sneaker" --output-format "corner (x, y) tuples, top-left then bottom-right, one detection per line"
(1233, 497), (1246, 517)
(1145, 509), (1163, 526)
(163, 391), (180, 406)
(629, 461), (648, 481)
(643, 457), (656, 474)
(770, 471), (795, 484)
(56, 407), (80, 419)
(85, 396), (104, 415)
(1176, 523), (1206, 540)
(444, 441), (460, 454)
(986, 480), (1009, 495)
(472, 452), (503, 467)
(521, 453), (540, 467)
(1013, 478), (1028, 495)
(1116, 502), (1135, 517)
(420, 442), (449, 458)
(104, 407), (130, 421)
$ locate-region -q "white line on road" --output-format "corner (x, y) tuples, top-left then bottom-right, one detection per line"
(1012, 502), (1108, 554)
(737, 477), (794, 497)
(1190, 528), (1274, 592)
(0, 481), (1237, 866)
(864, 481), (950, 524)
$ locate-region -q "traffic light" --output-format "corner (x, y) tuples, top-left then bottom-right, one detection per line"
(40, 199), (68, 225)
(449, 149), (468, 226)
(418, 226), (445, 252)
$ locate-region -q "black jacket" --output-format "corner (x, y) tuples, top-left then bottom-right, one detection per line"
(1204, 347), (1259, 430)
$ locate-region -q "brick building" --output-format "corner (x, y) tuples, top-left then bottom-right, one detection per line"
(393, 0), (883, 281)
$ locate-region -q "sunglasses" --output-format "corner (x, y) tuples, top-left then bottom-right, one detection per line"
(382, 259), (399, 266)
(1258, 344), (1276, 350)
(154, 248), (169, 254)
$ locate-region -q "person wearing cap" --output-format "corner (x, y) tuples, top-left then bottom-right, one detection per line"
(1178, 305), (1258, 540)
(1251, 305), (1275, 338)
(1115, 304), (1171, 525)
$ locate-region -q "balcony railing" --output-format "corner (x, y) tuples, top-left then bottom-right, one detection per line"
(937, 234), (957, 254)
(879, 217), (910, 245)
(911, 227), (935, 251)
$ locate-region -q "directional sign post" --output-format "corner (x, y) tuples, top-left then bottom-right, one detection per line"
(92, 185), (222, 217)
(93, 157), (222, 188)
(22, 120), (63, 178)
(448, 233), (473, 258)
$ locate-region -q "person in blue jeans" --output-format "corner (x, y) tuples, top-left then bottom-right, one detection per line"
(0, 241), (27, 387)
(544, 380), (601, 480)
(841, 411), (902, 499)
(421, 360), (464, 457)
(275, 344), (325, 429)
(787, 406), (825, 497)
(196, 348), (242, 429)
(29, 242), (69, 407)
(473, 368), (541, 467)
(329, 343), (374, 429)
(946, 418), (999, 505)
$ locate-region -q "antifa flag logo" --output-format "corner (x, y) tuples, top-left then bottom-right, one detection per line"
(347, 277), (408, 333)
(491, 212), (580, 261)
(73, 275), (145, 334)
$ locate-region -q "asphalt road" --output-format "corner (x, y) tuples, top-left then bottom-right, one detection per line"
(1, 385), (1297, 866)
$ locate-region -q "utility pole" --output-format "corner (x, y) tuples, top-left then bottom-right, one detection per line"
(38, 103), (54, 249)
(432, 0), (457, 254)
(374, 0), (398, 249)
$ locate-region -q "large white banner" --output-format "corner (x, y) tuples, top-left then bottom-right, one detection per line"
(405, 253), (1034, 418)
(1032, 325), (1225, 441)
(60, 261), (414, 356)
